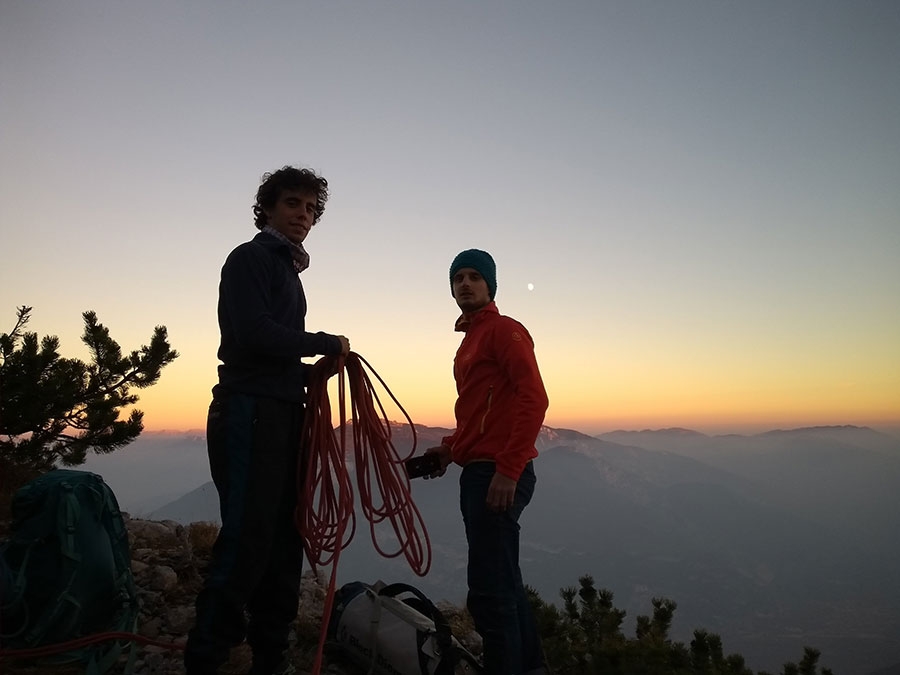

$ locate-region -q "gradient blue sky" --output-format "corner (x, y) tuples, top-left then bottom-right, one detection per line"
(2, 1), (898, 435)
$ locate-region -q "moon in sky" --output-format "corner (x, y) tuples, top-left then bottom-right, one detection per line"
(527, 283), (534, 291)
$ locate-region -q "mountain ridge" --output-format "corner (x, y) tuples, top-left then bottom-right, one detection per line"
(81, 422), (900, 674)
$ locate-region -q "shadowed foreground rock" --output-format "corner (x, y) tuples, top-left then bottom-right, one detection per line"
(2, 516), (481, 675)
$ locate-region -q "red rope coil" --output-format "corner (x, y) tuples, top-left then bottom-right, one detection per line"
(296, 351), (432, 674)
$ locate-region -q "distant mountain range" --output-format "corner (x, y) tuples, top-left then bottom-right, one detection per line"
(82, 424), (900, 675)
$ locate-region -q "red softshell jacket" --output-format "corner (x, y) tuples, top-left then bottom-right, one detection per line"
(441, 302), (549, 480)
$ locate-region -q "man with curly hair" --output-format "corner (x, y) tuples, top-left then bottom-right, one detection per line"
(185, 166), (350, 675)
(426, 249), (550, 675)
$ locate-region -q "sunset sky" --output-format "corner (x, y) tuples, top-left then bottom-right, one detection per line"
(2, 1), (898, 437)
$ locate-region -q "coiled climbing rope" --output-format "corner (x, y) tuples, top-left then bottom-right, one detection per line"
(296, 351), (432, 674)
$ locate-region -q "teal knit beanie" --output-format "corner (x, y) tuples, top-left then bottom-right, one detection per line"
(449, 249), (497, 300)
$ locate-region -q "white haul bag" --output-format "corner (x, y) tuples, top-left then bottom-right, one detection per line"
(328, 581), (483, 675)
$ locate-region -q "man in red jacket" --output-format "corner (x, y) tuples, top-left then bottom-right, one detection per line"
(426, 248), (550, 675)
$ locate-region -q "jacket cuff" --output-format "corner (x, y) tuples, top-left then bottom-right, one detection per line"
(495, 456), (524, 481)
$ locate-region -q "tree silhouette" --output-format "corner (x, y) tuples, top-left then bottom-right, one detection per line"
(529, 574), (831, 675)
(0, 305), (178, 478)
(783, 647), (833, 675)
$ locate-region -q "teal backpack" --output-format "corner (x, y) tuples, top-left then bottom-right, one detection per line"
(0, 469), (139, 674)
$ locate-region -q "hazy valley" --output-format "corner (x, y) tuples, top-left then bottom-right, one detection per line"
(81, 424), (900, 675)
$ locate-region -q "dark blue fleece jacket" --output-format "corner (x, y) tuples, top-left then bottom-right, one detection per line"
(213, 231), (342, 403)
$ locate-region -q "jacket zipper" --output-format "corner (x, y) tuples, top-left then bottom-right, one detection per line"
(479, 386), (493, 433)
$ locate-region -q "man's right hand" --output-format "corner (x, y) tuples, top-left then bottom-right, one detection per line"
(423, 445), (452, 479)
(337, 335), (350, 356)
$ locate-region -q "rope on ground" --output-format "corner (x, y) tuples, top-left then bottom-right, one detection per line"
(0, 631), (185, 661)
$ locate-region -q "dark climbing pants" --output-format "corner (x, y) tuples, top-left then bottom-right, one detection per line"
(184, 392), (304, 674)
(460, 461), (548, 675)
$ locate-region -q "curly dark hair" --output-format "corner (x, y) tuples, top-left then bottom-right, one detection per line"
(252, 166), (329, 229)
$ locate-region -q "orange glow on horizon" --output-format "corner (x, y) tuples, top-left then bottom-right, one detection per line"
(140, 402), (900, 438)
(134, 348), (900, 437)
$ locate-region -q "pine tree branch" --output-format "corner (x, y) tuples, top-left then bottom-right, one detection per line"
(0, 306), (177, 471)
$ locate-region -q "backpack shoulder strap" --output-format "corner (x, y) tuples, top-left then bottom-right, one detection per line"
(22, 481), (83, 646)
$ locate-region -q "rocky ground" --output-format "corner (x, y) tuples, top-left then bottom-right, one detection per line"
(2, 516), (481, 675)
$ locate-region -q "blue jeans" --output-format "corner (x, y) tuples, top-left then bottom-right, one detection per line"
(460, 461), (547, 675)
